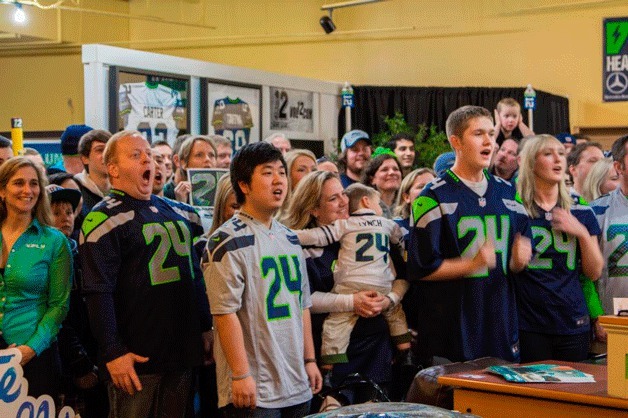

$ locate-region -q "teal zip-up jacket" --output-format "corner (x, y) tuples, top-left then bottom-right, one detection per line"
(0, 219), (72, 355)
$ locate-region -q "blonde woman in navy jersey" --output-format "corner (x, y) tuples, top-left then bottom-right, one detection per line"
(516, 135), (603, 362)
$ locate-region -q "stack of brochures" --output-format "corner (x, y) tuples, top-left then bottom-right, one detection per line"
(487, 364), (596, 383)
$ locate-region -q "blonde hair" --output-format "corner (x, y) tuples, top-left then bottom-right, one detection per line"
(394, 167), (436, 219)
(345, 183), (379, 214)
(496, 98), (521, 113)
(284, 149), (317, 190)
(581, 158), (615, 202)
(281, 170), (338, 230)
(209, 174), (237, 235)
(517, 135), (572, 218)
(104, 130), (143, 165)
(276, 149), (317, 220)
(0, 157), (52, 226)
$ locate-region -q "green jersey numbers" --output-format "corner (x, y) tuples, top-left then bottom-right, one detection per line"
(355, 233), (389, 263)
(607, 224), (628, 277)
(143, 220), (193, 285)
(458, 215), (511, 277)
(528, 226), (576, 270)
(261, 255), (303, 321)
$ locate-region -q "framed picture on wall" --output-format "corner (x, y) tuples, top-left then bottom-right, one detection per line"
(201, 79), (261, 152)
(109, 66), (190, 146)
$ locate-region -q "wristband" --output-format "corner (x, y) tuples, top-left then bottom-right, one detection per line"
(232, 372), (251, 381)
(304, 358), (317, 365)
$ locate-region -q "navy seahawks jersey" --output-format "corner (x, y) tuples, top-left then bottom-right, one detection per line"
(515, 197), (600, 335)
(162, 196), (205, 239)
(80, 190), (211, 376)
(408, 170), (530, 362)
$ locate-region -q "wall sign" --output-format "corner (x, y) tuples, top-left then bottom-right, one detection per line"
(603, 17), (628, 102)
(270, 87), (314, 133)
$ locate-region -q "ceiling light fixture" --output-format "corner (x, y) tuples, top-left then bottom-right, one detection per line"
(320, 0), (383, 34)
(13, 2), (26, 24)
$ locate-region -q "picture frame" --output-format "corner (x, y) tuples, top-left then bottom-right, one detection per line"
(109, 66), (190, 146)
(201, 79), (261, 151)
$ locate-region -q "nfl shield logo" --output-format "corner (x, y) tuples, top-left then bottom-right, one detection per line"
(479, 197), (486, 207)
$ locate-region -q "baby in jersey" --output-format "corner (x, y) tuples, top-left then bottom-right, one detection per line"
(296, 183), (412, 369)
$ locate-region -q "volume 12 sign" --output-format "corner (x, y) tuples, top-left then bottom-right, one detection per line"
(603, 17), (628, 101)
(270, 87), (314, 133)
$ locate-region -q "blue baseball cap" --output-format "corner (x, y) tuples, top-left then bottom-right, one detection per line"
(60, 124), (92, 156)
(340, 130), (371, 152)
(433, 151), (455, 177)
(555, 133), (575, 145)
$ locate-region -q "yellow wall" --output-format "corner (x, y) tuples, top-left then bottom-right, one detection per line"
(1, 0), (627, 132)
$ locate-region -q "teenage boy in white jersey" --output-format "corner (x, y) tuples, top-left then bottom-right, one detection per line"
(203, 142), (322, 417)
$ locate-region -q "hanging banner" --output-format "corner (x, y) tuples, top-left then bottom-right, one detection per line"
(603, 17), (628, 101)
(270, 87), (314, 133)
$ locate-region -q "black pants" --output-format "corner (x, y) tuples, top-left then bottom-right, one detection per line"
(519, 330), (590, 363)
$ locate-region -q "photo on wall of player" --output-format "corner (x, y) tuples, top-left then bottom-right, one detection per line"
(201, 80), (261, 152)
(109, 66), (190, 147)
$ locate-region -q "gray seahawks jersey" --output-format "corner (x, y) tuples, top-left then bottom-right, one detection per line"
(202, 211), (312, 408)
(296, 209), (404, 288)
(591, 187), (628, 314)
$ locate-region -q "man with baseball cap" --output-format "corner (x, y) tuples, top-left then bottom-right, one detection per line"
(338, 129), (372, 188)
(48, 124), (93, 175)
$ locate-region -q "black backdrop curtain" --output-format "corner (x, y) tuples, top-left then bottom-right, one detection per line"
(339, 86), (570, 140)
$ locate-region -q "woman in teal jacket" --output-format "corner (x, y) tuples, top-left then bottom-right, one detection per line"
(0, 157), (72, 401)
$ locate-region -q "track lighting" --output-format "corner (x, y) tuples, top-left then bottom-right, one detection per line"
(320, 11), (335, 34)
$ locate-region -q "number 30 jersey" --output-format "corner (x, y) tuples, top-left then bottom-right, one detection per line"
(591, 187), (628, 315)
(408, 170), (530, 363)
(80, 190), (211, 376)
(202, 211), (311, 409)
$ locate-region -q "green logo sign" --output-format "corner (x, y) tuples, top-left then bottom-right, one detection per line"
(606, 21), (628, 55)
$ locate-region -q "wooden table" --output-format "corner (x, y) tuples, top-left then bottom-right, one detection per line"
(438, 361), (628, 417)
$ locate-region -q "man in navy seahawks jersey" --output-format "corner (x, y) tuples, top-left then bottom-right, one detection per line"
(408, 106), (532, 363)
(80, 130), (212, 418)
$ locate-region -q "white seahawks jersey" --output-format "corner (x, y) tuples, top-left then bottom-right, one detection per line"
(119, 82), (183, 145)
(296, 209), (404, 288)
(202, 211), (312, 408)
(591, 187), (628, 314)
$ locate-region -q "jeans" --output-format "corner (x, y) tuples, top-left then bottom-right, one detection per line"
(220, 400), (311, 418)
(107, 369), (193, 418)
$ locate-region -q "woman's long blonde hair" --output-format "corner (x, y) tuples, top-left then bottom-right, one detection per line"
(581, 158), (614, 202)
(394, 167), (436, 219)
(209, 174), (236, 235)
(275, 149), (317, 220)
(517, 134), (572, 218)
(0, 157), (53, 226)
(281, 170), (338, 230)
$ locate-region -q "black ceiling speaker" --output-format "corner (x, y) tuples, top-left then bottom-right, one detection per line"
(320, 15), (336, 34)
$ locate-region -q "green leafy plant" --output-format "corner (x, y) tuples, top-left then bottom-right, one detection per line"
(371, 112), (451, 168)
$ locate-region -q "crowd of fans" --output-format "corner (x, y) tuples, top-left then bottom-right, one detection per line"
(0, 97), (626, 418)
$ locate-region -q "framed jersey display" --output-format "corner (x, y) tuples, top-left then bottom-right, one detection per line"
(201, 80), (261, 152)
(109, 67), (190, 146)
